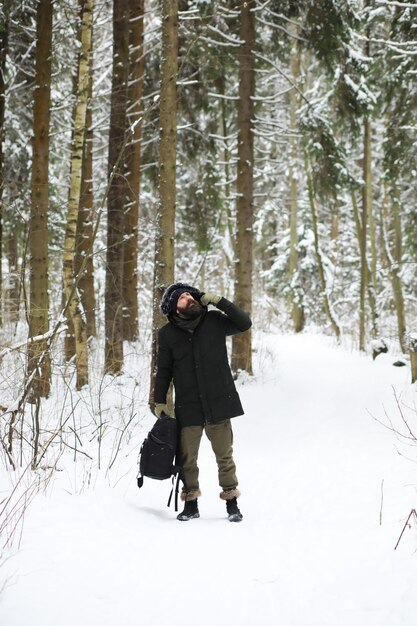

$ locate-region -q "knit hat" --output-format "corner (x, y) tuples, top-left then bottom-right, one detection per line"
(160, 282), (203, 317)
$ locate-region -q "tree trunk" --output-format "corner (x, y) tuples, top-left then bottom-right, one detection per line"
(232, 0), (255, 375)
(382, 185), (407, 352)
(75, 36), (96, 341)
(4, 6), (33, 329)
(27, 0), (53, 399)
(0, 9), (7, 326)
(63, 0), (93, 390)
(149, 0), (178, 409)
(288, 24), (304, 333)
(215, 73), (235, 289)
(7, 233), (20, 323)
(351, 191), (377, 339)
(363, 19), (378, 323)
(408, 334), (417, 384)
(391, 194), (406, 351)
(305, 152), (341, 340)
(358, 118), (378, 349)
(123, 0), (145, 342)
(105, 0), (129, 374)
(367, 147), (377, 304)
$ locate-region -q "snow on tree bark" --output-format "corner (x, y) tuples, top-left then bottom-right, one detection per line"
(232, 0), (255, 375)
(149, 0), (178, 409)
(27, 0), (53, 399)
(105, 0), (129, 374)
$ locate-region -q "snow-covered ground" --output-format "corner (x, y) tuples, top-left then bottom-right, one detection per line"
(1, 332), (417, 626)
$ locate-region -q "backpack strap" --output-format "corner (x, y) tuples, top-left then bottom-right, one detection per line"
(136, 464), (144, 488)
(167, 466), (183, 511)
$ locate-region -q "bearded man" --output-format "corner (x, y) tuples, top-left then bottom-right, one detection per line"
(153, 282), (252, 522)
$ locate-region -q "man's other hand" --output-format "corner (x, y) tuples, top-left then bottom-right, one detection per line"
(200, 293), (221, 306)
(154, 403), (175, 419)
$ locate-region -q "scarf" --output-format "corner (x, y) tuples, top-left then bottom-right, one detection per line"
(171, 311), (204, 333)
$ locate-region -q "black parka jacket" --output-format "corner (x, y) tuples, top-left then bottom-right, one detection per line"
(154, 298), (252, 427)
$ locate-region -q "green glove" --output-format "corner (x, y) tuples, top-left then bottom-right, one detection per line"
(200, 292), (221, 306)
(154, 403), (175, 419)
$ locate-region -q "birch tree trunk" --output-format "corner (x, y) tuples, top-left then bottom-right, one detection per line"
(408, 335), (417, 384)
(123, 0), (145, 342)
(149, 0), (178, 409)
(27, 0), (53, 398)
(105, 0), (129, 373)
(232, 0), (255, 375)
(63, 0), (93, 390)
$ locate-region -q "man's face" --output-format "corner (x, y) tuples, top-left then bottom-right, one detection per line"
(176, 292), (202, 318)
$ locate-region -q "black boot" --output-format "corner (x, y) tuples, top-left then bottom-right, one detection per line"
(226, 497), (243, 522)
(177, 499), (200, 521)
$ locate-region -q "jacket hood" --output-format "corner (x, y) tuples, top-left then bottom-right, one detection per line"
(160, 282), (204, 317)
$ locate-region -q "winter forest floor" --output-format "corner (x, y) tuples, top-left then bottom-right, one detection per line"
(1, 331), (417, 626)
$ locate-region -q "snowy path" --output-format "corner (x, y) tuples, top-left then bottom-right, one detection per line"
(2, 333), (417, 626)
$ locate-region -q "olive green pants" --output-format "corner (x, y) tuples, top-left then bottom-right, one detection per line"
(180, 420), (238, 493)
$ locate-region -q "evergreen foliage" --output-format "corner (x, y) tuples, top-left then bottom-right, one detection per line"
(0, 0), (416, 404)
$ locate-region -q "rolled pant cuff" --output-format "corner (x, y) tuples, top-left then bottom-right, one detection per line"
(219, 487), (241, 500)
(181, 488), (202, 502)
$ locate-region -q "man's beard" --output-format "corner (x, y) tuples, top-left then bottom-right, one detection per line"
(179, 301), (203, 320)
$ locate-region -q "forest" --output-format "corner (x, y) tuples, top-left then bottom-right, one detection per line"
(1, 0), (417, 474)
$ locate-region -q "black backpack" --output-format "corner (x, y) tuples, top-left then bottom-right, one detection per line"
(137, 415), (183, 509)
